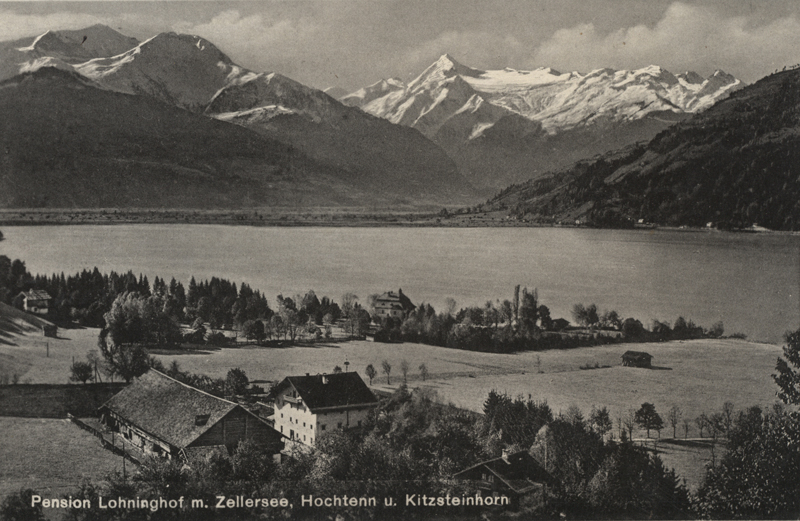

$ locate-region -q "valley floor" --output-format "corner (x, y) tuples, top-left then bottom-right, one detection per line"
(0, 319), (782, 492)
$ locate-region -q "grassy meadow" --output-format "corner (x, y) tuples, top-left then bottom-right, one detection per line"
(0, 325), (782, 432)
(0, 320), (784, 491)
(0, 417), (124, 500)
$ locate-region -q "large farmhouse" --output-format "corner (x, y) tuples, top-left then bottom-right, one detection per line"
(17, 290), (52, 315)
(453, 449), (553, 509)
(99, 370), (284, 460)
(373, 289), (415, 320)
(271, 372), (378, 447)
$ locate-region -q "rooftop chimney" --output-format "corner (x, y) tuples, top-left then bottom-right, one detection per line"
(322, 375), (329, 384)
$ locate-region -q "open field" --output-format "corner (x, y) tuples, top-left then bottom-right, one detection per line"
(0, 323), (782, 429)
(0, 326), (103, 385)
(0, 417), (124, 500)
(0, 384), (125, 417)
(0, 319), (782, 491)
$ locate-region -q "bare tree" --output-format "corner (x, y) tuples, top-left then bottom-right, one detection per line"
(722, 401), (735, 435)
(400, 359), (409, 383)
(623, 408), (636, 440)
(695, 413), (708, 438)
(381, 360), (392, 385)
(667, 405), (682, 438)
(682, 418), (691, 439)
(708, 412), (725, 467)
(419, 363), (429, 381)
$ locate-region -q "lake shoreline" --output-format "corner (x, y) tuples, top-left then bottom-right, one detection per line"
(1, 209), (798, 235)
(1, 224), (796, 344)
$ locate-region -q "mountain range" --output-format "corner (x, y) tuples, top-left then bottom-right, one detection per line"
(0, 26), (475, 208)
(341, 55), (742, 190)
(477, 67), (800, 231)
(3, 23), (785, 225)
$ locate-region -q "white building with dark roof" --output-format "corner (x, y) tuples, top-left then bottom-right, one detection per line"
(18, 290), (51, 315)
(373, 289), (415, 320)
(270, 372), (378, 447)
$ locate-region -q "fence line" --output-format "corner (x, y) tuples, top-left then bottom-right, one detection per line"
(66, 413), (140, 465)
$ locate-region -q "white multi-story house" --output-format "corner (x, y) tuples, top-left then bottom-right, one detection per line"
(270, 372), (378, 447)
(373, 289), (415, 320)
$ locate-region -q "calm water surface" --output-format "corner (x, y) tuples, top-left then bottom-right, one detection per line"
(1, 225), (797, 343)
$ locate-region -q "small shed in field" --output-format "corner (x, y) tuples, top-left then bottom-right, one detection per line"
(622, 350), (653, 368)
(41, 324), (57, 338)
(99, 370), (284, 460)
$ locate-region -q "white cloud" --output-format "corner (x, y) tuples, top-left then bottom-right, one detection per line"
(172, 10), (321, 77)
(531, 2), (800, 82)
(0, 9), (108, 41)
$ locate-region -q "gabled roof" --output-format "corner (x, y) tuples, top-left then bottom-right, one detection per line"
(622, 350), (653, 358)
(272, 372), (378, 412)
(100, 370), (240, 449)
(20, 290), (51, 300)
(453, 451), (553, 494)
(375, 289), (415, 311)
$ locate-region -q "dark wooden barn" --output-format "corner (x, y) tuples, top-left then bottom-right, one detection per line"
(453, 449), (553, 509)
(99, 370), (284, 460)
(622, 350), (653, 368)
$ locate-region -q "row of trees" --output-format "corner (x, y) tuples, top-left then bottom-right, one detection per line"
(374, 285), (721, 354)
(0, 256), (353, 339)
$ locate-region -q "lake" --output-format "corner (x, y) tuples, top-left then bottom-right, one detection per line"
(0, 225), (797, 343)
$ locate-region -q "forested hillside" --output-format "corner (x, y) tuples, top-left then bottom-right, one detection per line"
(483, 67), (800, 230)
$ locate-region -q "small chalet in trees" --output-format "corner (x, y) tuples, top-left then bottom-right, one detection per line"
(453, 449), (553, 509)
(271, 372), (378, 447)
(99, 370), (284, 460)
(17, 290), (51, 315)
(622, 350), (653, 368)
(374, 289), (415, 320)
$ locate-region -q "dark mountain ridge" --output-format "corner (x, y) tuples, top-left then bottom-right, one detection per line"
(0, 68), (425, 208)
(0, 26), (477, 209)
(483, 68), (800, 231)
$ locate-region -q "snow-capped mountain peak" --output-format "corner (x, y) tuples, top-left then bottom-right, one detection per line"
(347, 55), (744, 137)
(74, 31), (245, 110)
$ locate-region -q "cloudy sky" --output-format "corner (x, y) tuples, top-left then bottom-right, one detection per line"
(2, 1), (799, 91)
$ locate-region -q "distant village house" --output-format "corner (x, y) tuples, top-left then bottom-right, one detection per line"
(17, 290), (51, 315)
(373, 289), (415, 320)
(622, 350), (653, 368)
(99, 370), (284, 460)
(271, 372), (378, 447)
(453, 449), (553, 509)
